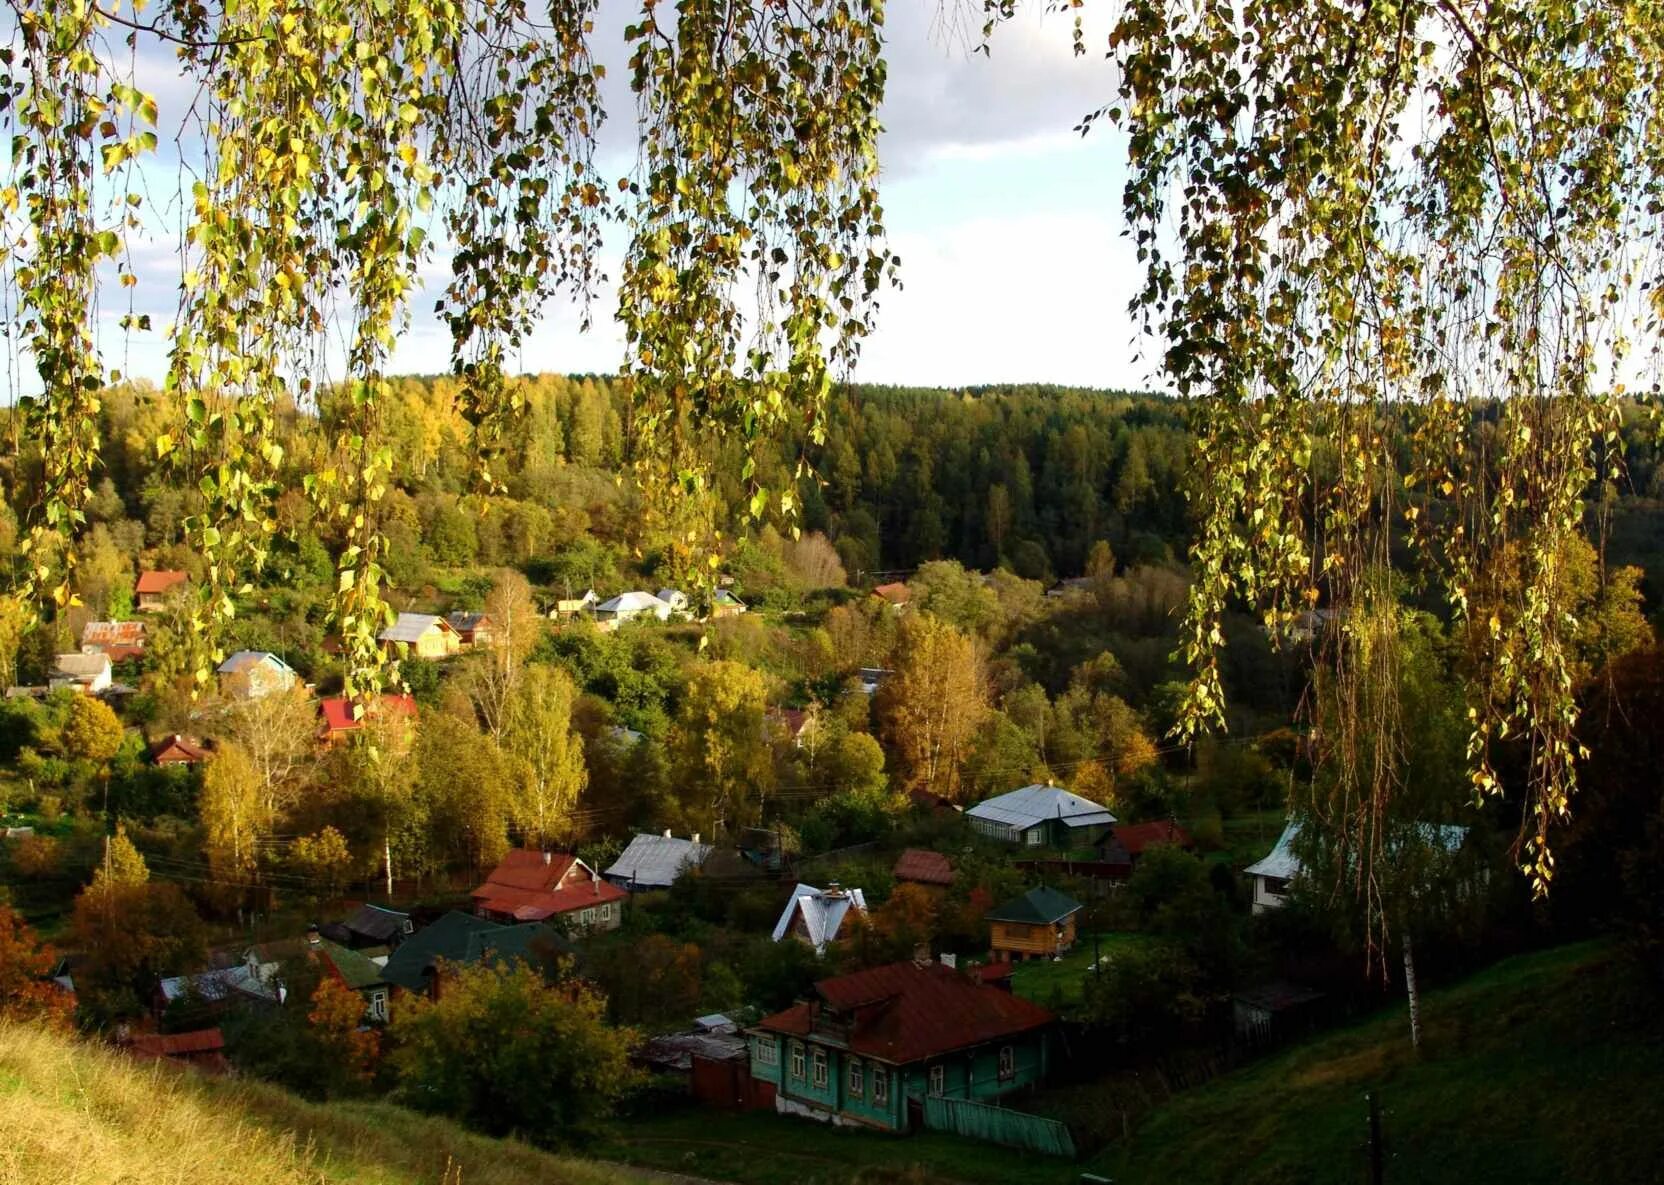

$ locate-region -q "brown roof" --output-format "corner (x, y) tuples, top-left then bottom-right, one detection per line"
(136, 570), (189, 595)
(127, 1028), (225, 1057)
(471, 850), (626, 921)
(1111, 821), (1194, 856)
(150, 734), (209, 765)
(871, 582), (911, 605)
(81, 620), (146, 658)
(892, 848), (954, 887)
(755, 960), (1053, 1066)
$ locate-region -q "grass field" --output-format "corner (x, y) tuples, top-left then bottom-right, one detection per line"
(1092, 940), (1664, 1185)
(1009, 932), (1154, 1012)
(0, 1022), (650, 1185)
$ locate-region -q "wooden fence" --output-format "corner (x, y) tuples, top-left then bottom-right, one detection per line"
(922, 1095), (1077, 1158)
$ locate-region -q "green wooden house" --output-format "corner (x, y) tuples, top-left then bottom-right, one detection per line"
(748, 959), (1055, 1132)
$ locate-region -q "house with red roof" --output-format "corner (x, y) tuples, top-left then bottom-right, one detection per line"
(748, 959), (1055, 1132)
(136, 569), (190, 612)
(149, 734), (209, 766)
(1097, 820), (1194, 872)
(891, 848), (954, 889)
(80, 620), (146, 662)
(471, 849), (625, 933)
(870, 581), (911, 609)
(122, 1027), (228, 1074)
(318, 693), (418, 746)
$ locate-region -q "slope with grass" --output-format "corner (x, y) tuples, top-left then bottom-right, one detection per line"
(0, 1022), (650, 1185)
(1093, 940), (1664, 1185)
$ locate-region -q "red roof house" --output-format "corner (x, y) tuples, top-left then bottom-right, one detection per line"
(871, 581), (911, 607)
(749, 960), (1055, 1130)
(471, 849), (626, 932)
(150, 734), (209, 766)
(136, 570), (190, 611)
(1099, 820), (1195, 870)
(891, 848), (954, 888)
(80, 620), (147, 662)
(318, 694), (418, 745)
(124, 1027), (228, 1073)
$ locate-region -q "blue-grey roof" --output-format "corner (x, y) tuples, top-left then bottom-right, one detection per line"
(966, 784), (1116, 830)
(1245, 819), (1469, 880)
(216, 650), (295, 676)
(772, 884), (867, 953)
(605, 832), (712, 889)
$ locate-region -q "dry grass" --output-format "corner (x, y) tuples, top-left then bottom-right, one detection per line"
(0, 1022), (647, 1185)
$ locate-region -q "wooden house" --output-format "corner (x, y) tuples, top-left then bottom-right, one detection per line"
(471, 849), (625, 932)
(966, 783), (1116, 848)
(149, 734), (209, 766)
(748, 959), (1055, 1132)
(215, 651), (299, 701)
(444, 611), (495, 648)
(49, 651), (112, 694)
(891, 848), (954, 889)
(80, 620), (146, 662)
(135, 569), (189, 612)
(986, 887), (1082, 964)
(378, 613), (461, 659)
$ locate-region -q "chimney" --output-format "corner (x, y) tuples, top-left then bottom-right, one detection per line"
(542, 850), (552, 865)
(591, 865), (600, 895)
(664, 829), (673, 839)
(691, 832), (700, 845)
(306, 923), (321, 947)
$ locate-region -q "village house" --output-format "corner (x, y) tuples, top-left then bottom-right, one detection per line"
(966, 782), (1116, 848)
(711, 588), (748, 618)
(216, 650), (299, 701)
(592, 590), (673, 630)
(1098, 820), (1195, 871)
(1245, 819), (1470, 914)
(986, 886), (1083, 964)
(317, 693), (418, 746)
(80, 620), (146, 662)
(443, 611), (495, 648)
(379, 910), (572, 999)
(767, 706), (820, 750)
(149, 734), (209, 766)
(378, 612), (461, 659)
(49, 651), (112, 694)
(857, 667), (892, 695)
(122, 1028), (228, 1074)
(472, 849), (626, 932)
(870, 581), (911, 609)
(135, 569), (189, 612)
(604, 830), (712, 891)
(772, 883), (867, 955)
(748, 958), (1056, 1132)
(656, 588), (692, 618)
(892, 848), (954, 889)
(552, 588), (597, 619)
(635, 1016), (760, 1110)
(319, 902), (413, 951)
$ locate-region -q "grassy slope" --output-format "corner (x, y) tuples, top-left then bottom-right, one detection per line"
(1095, 940), (1664, 1185)
(0, 1022), (648, 1185)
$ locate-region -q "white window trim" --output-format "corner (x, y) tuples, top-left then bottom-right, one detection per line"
(811, 1047), (828, 1089)
(599, 902), (612, 921)
(929, 1064), (945, 1096)
(790, 1042), (805, 1080)
(579, 907), (596, 925)
(998, 1045), (1015, 1080)
(873, 1067), (888, 1105)
(368, 989), (388, 1022)
(756, 1036), (778, 1066)
(848, 1058), (863, 1097)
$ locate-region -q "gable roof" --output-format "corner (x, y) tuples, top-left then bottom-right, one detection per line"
(319, 694), (418, 734)
(471, 849), (625, 921)
(771, 883), (867, 952)
(444, 611), (491, 633)
(713, 589), (746, 608)
(986, 885), (1083, 925)
(379, 613), (456, 644)
(380, 911), (503, 992)
(51, 652), (111, 682)
(1111, 820), (1194, 856)
(604, 832), (712, 889)
(80, 620), (146, 656)
(216, 650), (295, 676)
(595, 590), (668, 614)
(892, 848), (954, 887)
(313, 937), (386, 991)
(754, 960), (1054, 1066)
(1244, 819), (1468, 881)
(127, 1028), (225, 1058)
(966, 784), (1116, 831)
(150, 734), (209, 765)
(339, 903), (410, 945)
(871, 581), (910, 605)
(136, 570), (189, 595)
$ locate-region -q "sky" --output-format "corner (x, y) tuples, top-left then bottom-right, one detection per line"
(33, 1), (1155, 397)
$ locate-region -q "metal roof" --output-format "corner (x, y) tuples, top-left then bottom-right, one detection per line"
(51, 652), (110, 680)
(1243, 819), (1469, 881)
(595, 590), (669, 614)
(604, 832), (712, 889)
(378, 612), (454, 644)
(892, 848), (954, 886)
(216, 650), (294, 675)
(771, 883), (867, 953)
(985, 885), (1083, 925)
(966, 784), (1116, 830)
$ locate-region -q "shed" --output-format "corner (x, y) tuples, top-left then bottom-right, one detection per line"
(378, 613), (461, 659)
(604, 831), (712, 891)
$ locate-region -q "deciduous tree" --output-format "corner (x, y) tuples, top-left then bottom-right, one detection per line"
(875, 615), (988, 802)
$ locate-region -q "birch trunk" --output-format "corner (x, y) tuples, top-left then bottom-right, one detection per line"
(1404, 930), (1422, 1050)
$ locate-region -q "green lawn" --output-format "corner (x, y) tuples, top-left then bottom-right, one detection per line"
(1090, 940), (1664, 1185)
(1010, 933), (1154, 1013)
(1200, 808), (1287, 872)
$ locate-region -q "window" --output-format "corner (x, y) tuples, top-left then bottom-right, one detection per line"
(579, 907), (596, 925)
(929, 1065), (945, 1096)
(811, 1047), (828, 1089)
(998, 1045), (1016, 1081)
(873, 1068), (888, 1105)
(755, 1036), (778, 1066)
(1025, 827), (1044, 846)
(790, 1042), (805, 1081)
(368, 990), (388, 1023)
(847, 1059), (863, 1097)
(599, 902), (612, 921)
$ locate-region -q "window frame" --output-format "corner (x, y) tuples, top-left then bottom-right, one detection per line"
(847, 1058), (863, 1098)
(929, 1064), (945, 1096)
(367, 989), (388, 1022)
(790, 1042), (806, 1081)
(873, 1066), (888, 1105)
(579, 907), (596, 925)
(998, 1044), (1016, 1081)
(755, 1036), (778, 1066)
(811, 1046), (828, 1089)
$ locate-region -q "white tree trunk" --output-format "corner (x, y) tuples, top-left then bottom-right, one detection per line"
(384, 835), (394, 898)
(1404, 930), (1423, 1050)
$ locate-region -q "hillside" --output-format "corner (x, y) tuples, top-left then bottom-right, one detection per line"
(0, 1022), (648, 1185)
(1095, 941), (1664, 1185)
